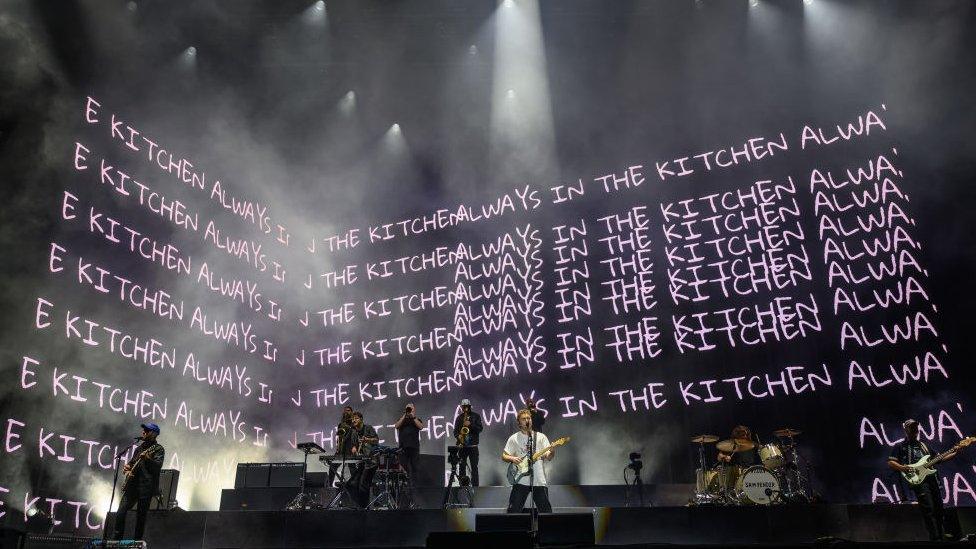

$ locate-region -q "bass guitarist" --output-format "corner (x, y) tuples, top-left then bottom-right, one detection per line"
(112, 423), (165, 540)
(502, 409), (554, 513)
(887, 419), (958, 541)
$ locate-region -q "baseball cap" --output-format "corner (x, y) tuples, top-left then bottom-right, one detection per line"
(460, 399), (471, 406)
(141, 423), (161, 434)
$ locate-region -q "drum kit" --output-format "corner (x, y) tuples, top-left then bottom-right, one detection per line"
(316, 446), (410, 510)
(690, 428), (813, 506)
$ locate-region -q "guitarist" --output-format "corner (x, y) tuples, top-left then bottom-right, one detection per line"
(887, 419), (958, 541)
(502, 409), (554, 513)
(112, 423), (164, 540)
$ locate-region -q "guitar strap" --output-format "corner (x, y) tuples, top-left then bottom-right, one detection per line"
(132, 443), (161, 470)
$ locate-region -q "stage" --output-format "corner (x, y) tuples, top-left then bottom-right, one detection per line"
(104, 503), (976, 548)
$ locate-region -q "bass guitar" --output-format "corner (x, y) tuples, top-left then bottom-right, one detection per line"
(506, 436), (570, 485)
(901, 436), (974, 486)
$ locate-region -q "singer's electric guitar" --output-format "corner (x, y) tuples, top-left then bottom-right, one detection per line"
(901, 436), (974, 486)
(506, 436), (570, 485)
(121, 444), (163, 492)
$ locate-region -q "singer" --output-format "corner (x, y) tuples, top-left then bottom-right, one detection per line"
(502, 409), (554, 513)
(112, 423), (165, 540)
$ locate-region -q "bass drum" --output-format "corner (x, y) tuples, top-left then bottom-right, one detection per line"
(735, 466), (780, 505)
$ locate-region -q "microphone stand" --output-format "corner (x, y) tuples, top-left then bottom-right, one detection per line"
(528, 430), (538, 542)
(103, 440), (139, 540)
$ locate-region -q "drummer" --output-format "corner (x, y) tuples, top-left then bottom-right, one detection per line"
(717, 425), (760, 466)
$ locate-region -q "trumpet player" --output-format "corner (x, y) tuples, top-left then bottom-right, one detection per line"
(452, 398), (484, 486)
(395, 403), (423, 485)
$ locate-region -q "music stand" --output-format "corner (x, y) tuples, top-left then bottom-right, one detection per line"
(286, 441), (326, 510)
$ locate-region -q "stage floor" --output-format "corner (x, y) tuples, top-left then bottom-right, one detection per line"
(109, 504), (976, 548)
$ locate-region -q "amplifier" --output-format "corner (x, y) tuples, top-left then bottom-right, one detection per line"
(150, 469), (180, 510)
(235, 463), (271, 488)
(268, 462), (304, 487)
(538, 513), (595, 546)
(476, 513), (531, 532)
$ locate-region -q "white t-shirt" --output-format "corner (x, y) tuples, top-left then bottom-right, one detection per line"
(504, 430), (551, 486)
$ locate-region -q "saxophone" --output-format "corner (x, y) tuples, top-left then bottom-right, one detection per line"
(456, 410), (470, 446)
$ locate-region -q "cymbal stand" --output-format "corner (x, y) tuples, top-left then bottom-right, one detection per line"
(779, 433), (812, 503)
(286, 445), (323, 510)
(718, 440), (743, 505)
(367, 452), (401, 510)
(692, 440), (715, 505)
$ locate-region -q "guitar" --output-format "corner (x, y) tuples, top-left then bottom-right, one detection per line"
(901, 436), (974, 486)
(121, 444), (162, 492)
(506, 436), (570, 485)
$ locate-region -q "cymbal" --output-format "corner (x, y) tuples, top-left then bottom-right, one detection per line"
(773, 428), (802, 437)
(716, 438), (755, 453)
(690, 434), (719, 444)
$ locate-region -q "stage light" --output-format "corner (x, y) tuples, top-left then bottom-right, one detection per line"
(127, 1), (137, 11)
(302, 0), (327, 24)
(338, 90), (356, 115)
(489, 0), (556, 185)
(750, 0), (759, 7)
(185, 46), (197, 56)
(469, 45), (478, 55)
(391, 123), (400, 133)
(26, 508), (54, 534)
(803, 0), (812, 4)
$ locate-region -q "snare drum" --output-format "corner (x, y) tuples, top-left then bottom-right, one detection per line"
(735, 465), (780, 505)
(759, 443), (785, 469)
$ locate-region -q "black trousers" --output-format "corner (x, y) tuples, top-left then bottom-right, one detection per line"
(113, 489), (151, 540)
(459, 446), (480, 486)
(912, 476), (946, 540)
(348, 464), (377, 508)
(400, 447), (420, 484)
(507, 484), (552, 513)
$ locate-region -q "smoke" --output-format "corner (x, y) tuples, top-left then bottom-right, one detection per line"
(2, 0), (976, 527)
